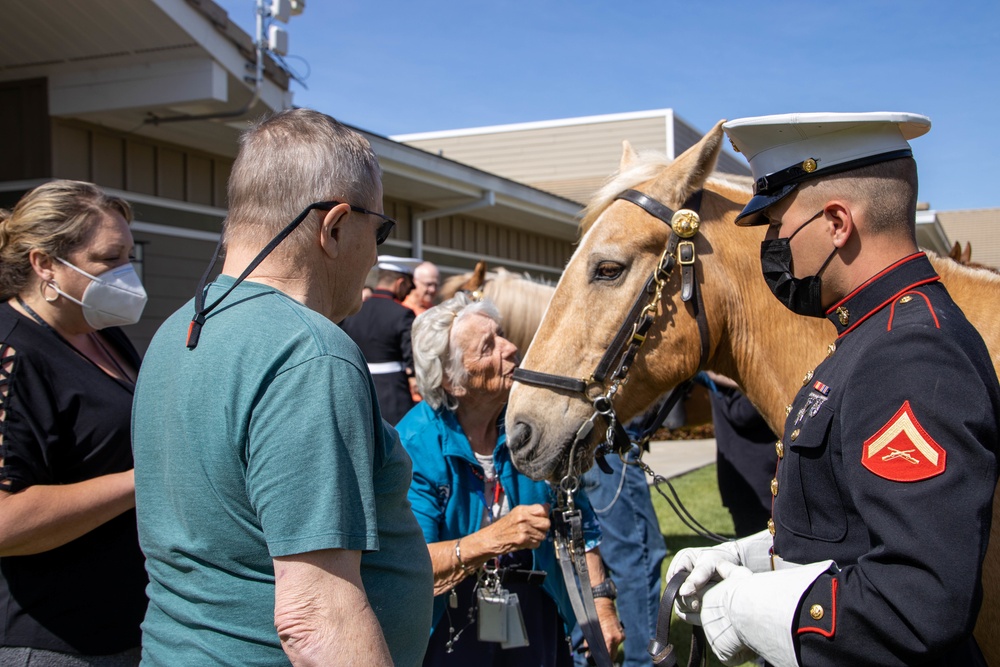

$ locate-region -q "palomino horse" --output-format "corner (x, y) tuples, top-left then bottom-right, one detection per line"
(505, 123), (1000, 661)
(439, 262), (555, 354)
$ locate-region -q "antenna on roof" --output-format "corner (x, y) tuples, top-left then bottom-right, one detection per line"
(144, 0), (306, 125)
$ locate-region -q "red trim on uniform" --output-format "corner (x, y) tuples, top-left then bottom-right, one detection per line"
(836, 277), (939, 338)
(825, 252), (925, 314)
(797, 577), (837, 637)
(887, 290), (940, 331)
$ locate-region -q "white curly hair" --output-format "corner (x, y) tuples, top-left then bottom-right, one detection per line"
(411, 292), (503, 411)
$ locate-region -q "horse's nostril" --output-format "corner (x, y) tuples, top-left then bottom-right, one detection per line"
(508, 422), (531, 452)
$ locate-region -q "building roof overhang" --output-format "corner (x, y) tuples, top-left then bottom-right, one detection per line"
(0, 0), (584, 242)
(0, 0), (290, 157)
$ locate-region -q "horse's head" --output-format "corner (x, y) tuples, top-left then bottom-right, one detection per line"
(506, 121), (758, 482)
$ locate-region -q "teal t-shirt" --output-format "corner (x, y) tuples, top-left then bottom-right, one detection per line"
(132, 276), (432, 666)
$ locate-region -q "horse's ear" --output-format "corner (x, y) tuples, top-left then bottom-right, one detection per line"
(659, 120), (726, 203)
(470, 261), (488, 289)
(949, 241), (962, 261)
(619, 140), (640, 171)
(457, 260), (489, 293)
(961, 242), (973, 265)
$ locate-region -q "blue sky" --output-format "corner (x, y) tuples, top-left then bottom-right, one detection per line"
(217, 1), (999, 211)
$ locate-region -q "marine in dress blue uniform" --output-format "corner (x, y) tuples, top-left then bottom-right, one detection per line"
(774, 252), (998, 665)
(340, 255), (419, 425)
(666, 112), (1000, 667)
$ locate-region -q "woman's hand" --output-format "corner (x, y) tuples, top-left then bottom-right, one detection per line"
(595, 598), (625, 662)
(482, 503), (550, 553)
(426, 503), (552, 594)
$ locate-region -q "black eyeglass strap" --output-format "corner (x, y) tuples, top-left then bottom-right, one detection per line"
(186, 203), (327, 349)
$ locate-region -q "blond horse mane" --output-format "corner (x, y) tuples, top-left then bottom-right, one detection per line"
(580, 145), (755, 236)
(440, 266), (556, 355)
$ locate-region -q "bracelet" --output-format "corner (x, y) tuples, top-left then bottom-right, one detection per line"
(454, 538), (475, 574)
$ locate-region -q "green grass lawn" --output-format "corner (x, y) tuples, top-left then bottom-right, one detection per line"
(649, 463), (755, 667)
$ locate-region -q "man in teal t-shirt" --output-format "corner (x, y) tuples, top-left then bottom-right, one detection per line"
(132, 109), (432, 666)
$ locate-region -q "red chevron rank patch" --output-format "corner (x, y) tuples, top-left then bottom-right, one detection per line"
(862, 401), (946, 482)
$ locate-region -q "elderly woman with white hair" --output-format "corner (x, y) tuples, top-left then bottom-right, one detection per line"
(396, 292), (623, 667)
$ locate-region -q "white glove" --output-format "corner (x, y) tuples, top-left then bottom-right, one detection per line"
(698, 561), (758, 665)
(700, 559), (835, 667)
(665, 530), (773, 620)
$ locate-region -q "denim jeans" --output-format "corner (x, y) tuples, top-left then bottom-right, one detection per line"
(572, 444), (668, 666)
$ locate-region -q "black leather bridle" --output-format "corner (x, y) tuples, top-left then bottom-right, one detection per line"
(512, 188), (711, 475)
(512, 188), (714, 667)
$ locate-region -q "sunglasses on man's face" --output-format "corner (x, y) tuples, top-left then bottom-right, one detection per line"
(313, 201), (396, 245)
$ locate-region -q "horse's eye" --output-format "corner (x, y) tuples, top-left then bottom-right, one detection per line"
(595, 262), (624, 281)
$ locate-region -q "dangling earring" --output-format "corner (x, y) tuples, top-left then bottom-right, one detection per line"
(41, 279), (60, 303)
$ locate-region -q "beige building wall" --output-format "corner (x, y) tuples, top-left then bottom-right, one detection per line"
(937, 209), (1000, 270)
(51, 119), (233, 209)
(395, 109), (749, 204)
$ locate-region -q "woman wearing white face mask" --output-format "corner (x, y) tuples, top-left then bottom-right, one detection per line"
(0, 180), (148, 666)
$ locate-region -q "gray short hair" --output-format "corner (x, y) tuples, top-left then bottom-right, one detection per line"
(411, 293), (502, 410)
(223, 108), (381, 255)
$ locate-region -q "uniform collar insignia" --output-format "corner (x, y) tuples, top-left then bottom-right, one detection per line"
(824, 253), (939, 336)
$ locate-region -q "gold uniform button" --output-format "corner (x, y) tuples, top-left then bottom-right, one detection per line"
(775, 440), (784, 458)
(767, 518), (775, 535)
(827, 342), (836, 356)
(809, 604), (825, 620)
(899, 295), (913, 304)
(790, 429), (800, 441)
(785, 404), (793, 415)
(802, 370), (814, 386)
(770, 478), (779, 496)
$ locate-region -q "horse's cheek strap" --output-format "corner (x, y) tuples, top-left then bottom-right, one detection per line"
(680, 245), (696, 303)
(512, 368), (587, 394)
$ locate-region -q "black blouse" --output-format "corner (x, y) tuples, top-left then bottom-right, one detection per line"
(0, 302), (148, 655)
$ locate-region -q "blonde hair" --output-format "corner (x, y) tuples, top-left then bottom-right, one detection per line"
(0, 180), (132, 299)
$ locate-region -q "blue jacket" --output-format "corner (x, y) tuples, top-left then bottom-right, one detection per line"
(396, 401), (601, 632)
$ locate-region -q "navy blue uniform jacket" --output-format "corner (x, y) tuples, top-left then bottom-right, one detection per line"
(772, 253), (999, 666)
(340, 288), (415, 425)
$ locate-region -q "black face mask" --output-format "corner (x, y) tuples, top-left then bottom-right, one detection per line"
(760, 209), (838, 318)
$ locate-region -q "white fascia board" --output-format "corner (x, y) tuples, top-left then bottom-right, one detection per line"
(49, 58), (227, 116)
(132, 220), (220, 242)
(150, 0), (287, 111)
(491, 191), (579, 226)
(665, 108), (675, 158)
(391, 108), (676, 142)
(915, 209), (950, 254)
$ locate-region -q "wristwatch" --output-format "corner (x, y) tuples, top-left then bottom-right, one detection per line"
(591, 578), (618, 600)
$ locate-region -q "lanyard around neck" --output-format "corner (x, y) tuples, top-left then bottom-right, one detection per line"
(467, 462), (504, 524)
